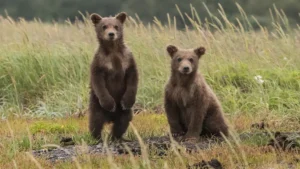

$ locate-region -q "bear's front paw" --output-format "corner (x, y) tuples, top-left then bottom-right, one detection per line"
(99, 98), (116, 112)
(120, 98), (134, 110)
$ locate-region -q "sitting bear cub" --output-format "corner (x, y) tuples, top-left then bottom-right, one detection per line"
(164, 45), (229, 142)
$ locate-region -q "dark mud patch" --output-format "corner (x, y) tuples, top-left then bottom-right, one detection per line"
(32, 136), (219, 163)
(32, 132), (300, 163)
(267, 132), (300, 150)
(239, 131), (300, 141)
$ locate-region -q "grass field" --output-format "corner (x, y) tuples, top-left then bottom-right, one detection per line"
(0, 5), (300, 169)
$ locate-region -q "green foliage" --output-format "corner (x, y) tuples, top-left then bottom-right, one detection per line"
(0, 4), (299, 118)
(73, 132), (99, 145)
(242, 133), (271, 146)
(0, 0), (299, 29)
(14, 136), (32, 151)
(29, 121), (78, 134)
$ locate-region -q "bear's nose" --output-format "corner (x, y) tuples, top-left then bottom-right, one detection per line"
(183, 67), (190, 72)
(108, 32), (115, 38)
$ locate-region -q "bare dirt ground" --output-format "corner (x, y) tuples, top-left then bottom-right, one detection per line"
(32, 132), (300, 163)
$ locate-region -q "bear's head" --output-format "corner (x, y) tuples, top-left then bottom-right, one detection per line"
(166, 45), (205, 75)
(90, 12), (127, 41)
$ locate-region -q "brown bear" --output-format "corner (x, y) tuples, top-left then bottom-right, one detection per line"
(89, 12), (138, 142)
(164, 45), (228, 142)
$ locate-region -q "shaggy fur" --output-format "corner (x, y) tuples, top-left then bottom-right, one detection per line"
(164, 45), (228, 142)
(89, 12), (138, 141)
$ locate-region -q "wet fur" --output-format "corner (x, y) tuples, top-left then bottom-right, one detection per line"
(89, 12), (138, 141)
(164, 45), (228, 142)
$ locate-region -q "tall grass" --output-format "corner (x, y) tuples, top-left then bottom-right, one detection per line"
(0, 4), (299, 117)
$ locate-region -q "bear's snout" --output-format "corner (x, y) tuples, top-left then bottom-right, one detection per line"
(177, 59), (193, 74)
(178, 62), (192, 74)
(103, 30), (118, 41)
(183, 66), (190, 72)
(108, 32), (115, 38)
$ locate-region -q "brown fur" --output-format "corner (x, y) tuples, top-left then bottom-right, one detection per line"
(89, 12), (138, 141)
(164, 45), (228, 142)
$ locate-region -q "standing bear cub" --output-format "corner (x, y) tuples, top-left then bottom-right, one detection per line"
(89, 12), (138, 142)
(164, 45), (228, 142)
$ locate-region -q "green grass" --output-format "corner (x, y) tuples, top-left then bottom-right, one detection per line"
(1, 115), (300, 169)
(29, 121), (79, 134)
(0, 7), (300, 117)
(0, 3), (300, 169)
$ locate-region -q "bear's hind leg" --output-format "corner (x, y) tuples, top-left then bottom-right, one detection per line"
(111, 109), (132, 141)
(164, 97), (186, 137)
(89, 93), (107, 141)
(89, 111), (106, 141)
(202, 106), (229, 137)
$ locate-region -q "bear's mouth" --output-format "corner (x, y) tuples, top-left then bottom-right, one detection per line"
(103, 34), (118, 41)
(180, 67), (192, 74)
(108, 36), (116, 41)
(179, 70), (192, 75)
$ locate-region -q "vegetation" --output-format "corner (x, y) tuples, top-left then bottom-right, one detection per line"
(1, 114), (300, 168)
(0, 0), (300, 28)
(0, 4), (299, 169)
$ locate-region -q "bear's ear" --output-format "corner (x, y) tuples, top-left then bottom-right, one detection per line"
(90, 13), (102, 25)
(116, 12), (127, 24)
(194, 47), (206, 58)
(166, 45), (178, 58)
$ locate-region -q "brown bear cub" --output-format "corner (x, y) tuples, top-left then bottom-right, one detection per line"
(89, 12), (138, 142)
(164, 45), (228, 142)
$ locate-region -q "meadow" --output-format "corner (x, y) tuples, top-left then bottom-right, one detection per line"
(0, 5), (300, 169)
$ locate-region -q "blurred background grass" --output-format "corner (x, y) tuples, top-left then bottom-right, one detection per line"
(0, 4), (299, 118)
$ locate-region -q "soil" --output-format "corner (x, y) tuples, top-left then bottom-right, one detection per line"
(32, 136), (218, 163)
(32, 132), (300, 163)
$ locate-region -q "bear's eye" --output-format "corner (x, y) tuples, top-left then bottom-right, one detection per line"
(177, 58), (182, 62)
(114, 25), (119, 30)
(102, 25), (107, 30)
(189, 58), (194, 63)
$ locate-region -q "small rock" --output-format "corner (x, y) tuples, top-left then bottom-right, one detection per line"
(251, 121), (269, 130)
(293, 157), (300, 163)
(187, 159), (223, 169)
(152, 105), (164, 114)
(72, 109), (87, 118)
(133, 103), (144, 114)
(60, 137), (75, 146)
(267, 132), (300, 150)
